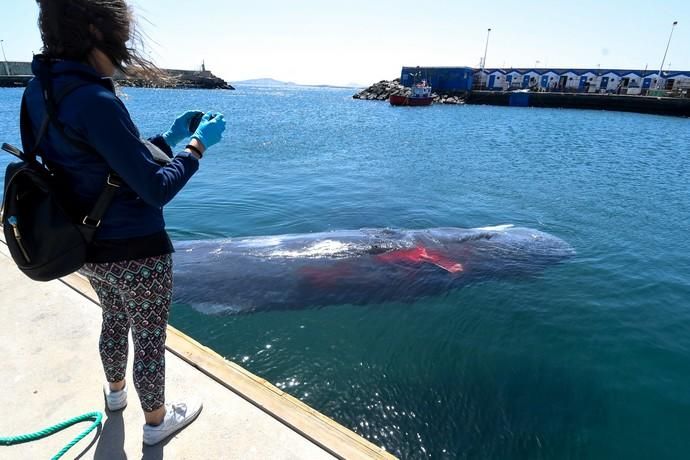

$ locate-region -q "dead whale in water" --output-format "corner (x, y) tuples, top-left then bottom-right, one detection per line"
(173, 225), (574, 314)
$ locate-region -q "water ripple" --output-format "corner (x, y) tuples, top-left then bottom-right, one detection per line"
(3, 86), (689, 459)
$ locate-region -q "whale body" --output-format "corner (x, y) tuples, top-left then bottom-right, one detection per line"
(173, 225), (574, 314)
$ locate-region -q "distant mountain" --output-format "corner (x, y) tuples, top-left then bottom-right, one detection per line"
(233, 78), (297, 86)
(306, 83), (366, 89)
(232, 78), (365, 89)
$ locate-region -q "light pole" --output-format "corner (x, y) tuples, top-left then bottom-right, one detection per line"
(482, 28), (491, 88)
(0, 40), (10, 76)
(657, 21), (678, 89)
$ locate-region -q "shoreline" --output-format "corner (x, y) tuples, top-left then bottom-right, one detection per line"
(353, 78), (690, 117)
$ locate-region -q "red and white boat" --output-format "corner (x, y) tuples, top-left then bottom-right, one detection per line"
(390, 80), (434, 106)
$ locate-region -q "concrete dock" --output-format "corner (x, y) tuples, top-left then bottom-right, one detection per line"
(0, 241), (395, 459)
(465, 90), (690, 117)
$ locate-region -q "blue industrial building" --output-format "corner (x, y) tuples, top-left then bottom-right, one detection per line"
(400, 66), (473, 92)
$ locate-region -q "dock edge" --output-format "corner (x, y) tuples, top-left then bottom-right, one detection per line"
(0, 237), (396, 460)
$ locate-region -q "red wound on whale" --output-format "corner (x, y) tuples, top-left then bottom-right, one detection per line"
(375, 246), (463, 273)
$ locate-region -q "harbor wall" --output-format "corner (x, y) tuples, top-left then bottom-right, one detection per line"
(0, 75), (31, 87)
(466, 91), (690, 117)
(0, 61), (32, 76)
(0, 61), (32, 87)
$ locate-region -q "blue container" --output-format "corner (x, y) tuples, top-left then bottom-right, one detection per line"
(509, 92), (530, 107)
(401, 67), (474, 91)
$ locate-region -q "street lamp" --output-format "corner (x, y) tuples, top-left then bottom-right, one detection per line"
(482, 28), (491, 88)
(0, 40), (10, 76)
(657, 21), (678, 89)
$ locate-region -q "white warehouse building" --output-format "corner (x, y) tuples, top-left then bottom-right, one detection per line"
(475, 68), (690, 95)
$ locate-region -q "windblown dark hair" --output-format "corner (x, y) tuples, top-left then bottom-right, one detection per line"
(36, 0), (160, 77)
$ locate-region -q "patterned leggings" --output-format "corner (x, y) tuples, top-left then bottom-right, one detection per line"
(81, 254), (173, 412)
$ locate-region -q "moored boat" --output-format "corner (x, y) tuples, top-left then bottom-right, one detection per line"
(390, 80), (434, 106)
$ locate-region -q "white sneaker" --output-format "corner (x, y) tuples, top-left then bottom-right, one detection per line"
(142, 400), (203, 446)
(103, 382), (128, 411)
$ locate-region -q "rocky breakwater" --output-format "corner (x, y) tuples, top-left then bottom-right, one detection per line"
(115, 69), (234, 90)
(353, 78), (465, 105)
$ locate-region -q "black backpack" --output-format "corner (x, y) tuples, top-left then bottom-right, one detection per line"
(1, 73), (121, 281)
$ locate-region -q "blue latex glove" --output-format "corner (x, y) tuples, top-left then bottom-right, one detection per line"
(191, 112), (226, 149)
(162, 110), (203, 147)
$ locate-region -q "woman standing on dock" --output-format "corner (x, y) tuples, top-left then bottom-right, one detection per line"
(26, 0), (226, 445)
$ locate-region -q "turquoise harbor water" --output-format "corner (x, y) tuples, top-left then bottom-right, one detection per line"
(1, 85), (690, 459)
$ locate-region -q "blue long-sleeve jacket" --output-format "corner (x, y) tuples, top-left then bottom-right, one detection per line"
(23, 56), (199, 241)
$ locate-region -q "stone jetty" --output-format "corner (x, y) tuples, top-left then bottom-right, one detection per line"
(0, 61), (234, 89)
(353, 78), (465, 105)
(115, 68), (234, 90)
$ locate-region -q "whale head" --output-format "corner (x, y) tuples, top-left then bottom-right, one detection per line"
(434, 225), (575, 275)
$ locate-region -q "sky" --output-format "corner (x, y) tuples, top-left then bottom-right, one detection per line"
(2, 0), (689, 86)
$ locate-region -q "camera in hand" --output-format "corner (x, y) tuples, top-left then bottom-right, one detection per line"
(189, 112), (217, 133)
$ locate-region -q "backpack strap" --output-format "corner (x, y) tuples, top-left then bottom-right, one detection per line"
(39, 72), (98, 154)
(20, 79), (97, 161)
(80, 172), (122, 238)
(27, 66), (124, 239)
(19, 91), (48, 163)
